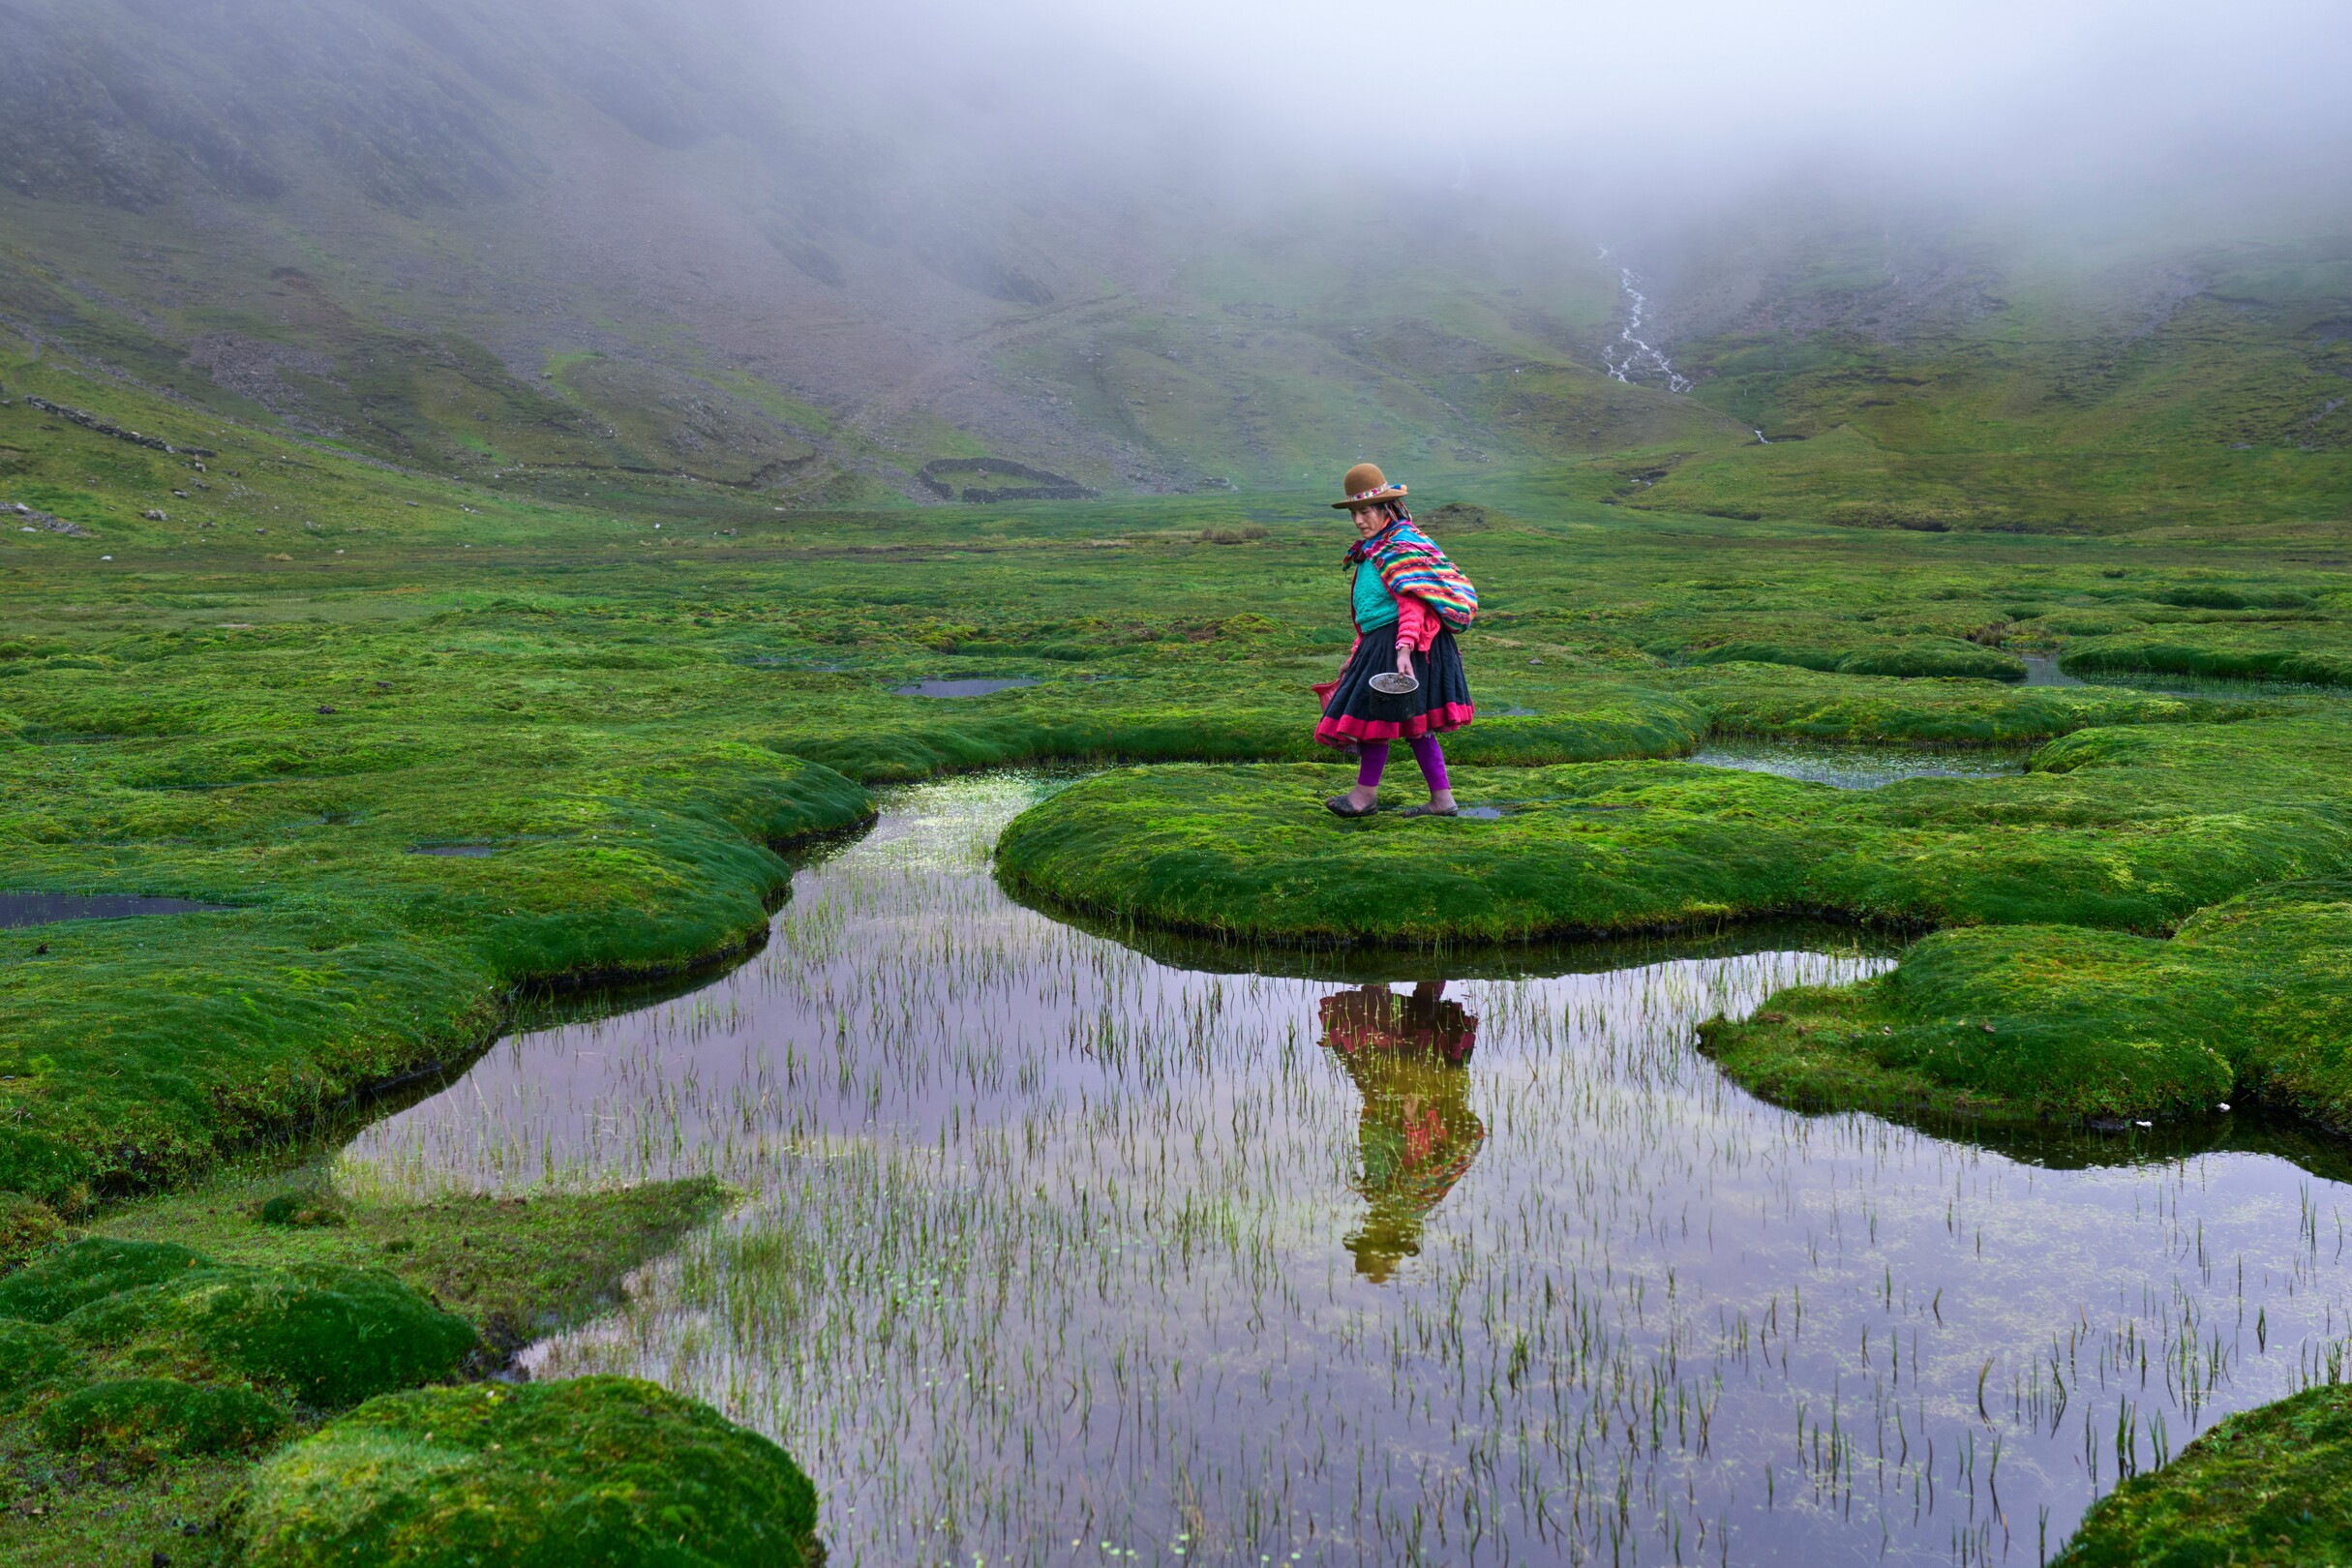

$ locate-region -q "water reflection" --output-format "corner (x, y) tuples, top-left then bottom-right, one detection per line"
(345, 773), (2352, 1568)
(1321, 982), (1485, 1282)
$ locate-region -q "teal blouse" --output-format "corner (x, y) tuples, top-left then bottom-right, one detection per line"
(1350, 562), (1398, 632)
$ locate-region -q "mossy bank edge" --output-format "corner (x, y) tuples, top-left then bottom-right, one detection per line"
(997, 698), (2352, 1130)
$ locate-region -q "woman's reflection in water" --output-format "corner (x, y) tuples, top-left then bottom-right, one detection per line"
(1317, 980), (1487, 1283)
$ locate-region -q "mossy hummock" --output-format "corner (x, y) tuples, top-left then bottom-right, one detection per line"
(225, 1376), (821, 1568)
(997, 717), (2352, 1127)
(0, 745), (875, 1208)
(998, 716), (2352, 948)
(59, 1259), (478, 1409)
(2054, 1382), (2352, 1565)
(0, 1179), (757, 1562)
(2, 1237), (476, 1408)
(1701, 878), (2352, 1128)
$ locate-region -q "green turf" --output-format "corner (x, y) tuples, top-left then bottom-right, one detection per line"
(40, 1377), (286, 1461)
(14, 331), (2344, 1201)
(997, 709), (2352, 947)
(57, 1257), (479, 1409)
(1702, 878), (2352, 1128)
(2053, 1382), (2352, 1566)
(222, 1376), (820, 1568)
(0, 1166), (734, 1565)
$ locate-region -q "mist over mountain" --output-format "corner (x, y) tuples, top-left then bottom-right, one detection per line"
(0, 0), (2345, 518)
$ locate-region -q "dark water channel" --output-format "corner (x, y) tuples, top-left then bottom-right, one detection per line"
(894, 678), (1042, 698)
(0, 891), (229, 926)
(345, 771), (2352, 1567)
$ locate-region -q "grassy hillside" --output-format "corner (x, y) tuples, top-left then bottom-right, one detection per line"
(0, 1), (2345, 528)
(1620, 220), (2352, 531)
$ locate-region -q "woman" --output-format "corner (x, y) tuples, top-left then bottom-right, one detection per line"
(1314, 463), (1476, 818)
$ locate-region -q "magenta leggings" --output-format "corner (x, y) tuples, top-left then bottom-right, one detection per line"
(1357, 736), (1451, 793)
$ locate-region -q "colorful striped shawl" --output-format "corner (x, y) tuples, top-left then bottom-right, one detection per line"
(1344, 517), (1478, 632)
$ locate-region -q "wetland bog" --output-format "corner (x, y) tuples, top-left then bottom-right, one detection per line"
(8, 321), (2352, 1566)
(2, 8), (2350, 1556)
(347, 773), (2352, 1565)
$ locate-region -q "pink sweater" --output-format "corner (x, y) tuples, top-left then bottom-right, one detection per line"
(1395, 595), (1439, 651)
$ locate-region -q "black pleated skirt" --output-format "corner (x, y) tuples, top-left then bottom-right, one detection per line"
(1315, 623), (1475, 747)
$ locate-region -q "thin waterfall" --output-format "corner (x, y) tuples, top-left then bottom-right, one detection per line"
(1597, 247), (1693, 393)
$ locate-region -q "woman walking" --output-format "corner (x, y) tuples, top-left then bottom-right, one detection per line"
(1315, 463), (1476, 817)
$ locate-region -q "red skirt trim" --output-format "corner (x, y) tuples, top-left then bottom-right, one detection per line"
(1315, 702), (1476, 746)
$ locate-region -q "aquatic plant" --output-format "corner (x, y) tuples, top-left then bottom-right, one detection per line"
(394, 776), (2352, 1565)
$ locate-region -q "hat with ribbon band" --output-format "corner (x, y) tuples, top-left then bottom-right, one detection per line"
(1332, 462), (1408, 510)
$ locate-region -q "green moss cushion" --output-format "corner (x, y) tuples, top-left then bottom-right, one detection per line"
(0, 1191), (64, 1271)
(60, 1261), (477, 1408)
(998, 718), (2352, 947)
(2055, 1383), (2352, 1565)
(1702, 879), (2352, 1126)
(40, 1375), (285, 1457)
(2066, 636), (2352, 689)
(0, 1237), (213, 1322)
(0, 1317), (80, 1394)
(226, 1376), (821, 1568)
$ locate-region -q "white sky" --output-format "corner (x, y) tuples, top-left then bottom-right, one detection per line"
(815, 0), (2352, 203)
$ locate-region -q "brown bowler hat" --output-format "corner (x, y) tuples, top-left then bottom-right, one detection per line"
(1332, 462), (1408, 510)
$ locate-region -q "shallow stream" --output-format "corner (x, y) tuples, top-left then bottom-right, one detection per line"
(344, 771), (2352, 1566)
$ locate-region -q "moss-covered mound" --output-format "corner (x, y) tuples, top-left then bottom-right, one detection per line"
(225, 1375), (821, 1568)
(2066, 634), (2352, 689)
(0, 1177), (740, 1562)
(60, 1260), (477, 1408)
(999, 716), (2352, 1126)
(2054, 1382), (2352, 1566)
(0, 1191), (64, 1269)
(998, 716), (2352, 947)
(40, 1375), (285, 1458)
(1701, 879), (2352, 1126)
(0, 745), (874, 1210)
(1665, 663), (2220, 744)
(0, 1237), (214, 1322)
(0, 1317), (81, 1394)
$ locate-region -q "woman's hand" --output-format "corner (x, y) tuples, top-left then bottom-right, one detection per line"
(1396, 641), (1416, 678)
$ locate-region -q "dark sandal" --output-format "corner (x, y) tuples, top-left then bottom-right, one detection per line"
(1324, 795), (1380, 818)
(1399, 803), (1459, 819)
